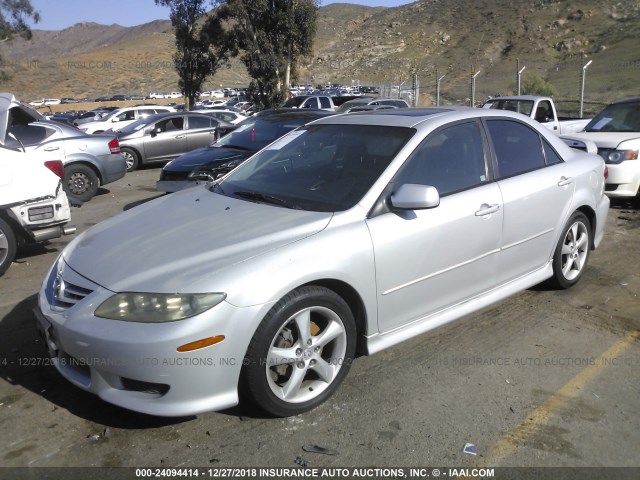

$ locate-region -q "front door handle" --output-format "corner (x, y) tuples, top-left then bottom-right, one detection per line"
(175, 135), (185, 139)
(558, 176), (574, 187)
(44, 146), (59, 151)
(475, 203), (500, 216)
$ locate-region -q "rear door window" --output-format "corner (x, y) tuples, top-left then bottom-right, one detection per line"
(485, 120), (546, 178)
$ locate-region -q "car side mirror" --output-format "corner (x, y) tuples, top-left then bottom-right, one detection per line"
(390, 184), (440, 210)
(150, 127), (162, 137)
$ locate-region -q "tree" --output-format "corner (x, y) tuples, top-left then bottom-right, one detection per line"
(155, 0), (227, 110)
(0, 0), (40, 81)
(219, 0), (318, 110)
(520, 72), (556, 97)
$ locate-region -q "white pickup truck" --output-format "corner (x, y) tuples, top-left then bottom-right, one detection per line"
(0, 147), (75, 276)
(482, 95), (590, 135)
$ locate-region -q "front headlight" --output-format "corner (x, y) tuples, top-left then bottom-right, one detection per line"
(600, 149), (638, 164)
(95, 292), (226, 323)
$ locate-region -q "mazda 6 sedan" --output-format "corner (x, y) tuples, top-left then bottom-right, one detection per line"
(36, 108), (609, 417)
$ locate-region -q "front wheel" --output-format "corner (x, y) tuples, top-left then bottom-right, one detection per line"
(0, 218), (17, 277)
(121, 148), (140, 172)
(242, 286), (356, 417)
(550, 211), (591, 289)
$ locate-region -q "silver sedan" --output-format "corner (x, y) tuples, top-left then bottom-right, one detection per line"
(36, 108), (609, 417)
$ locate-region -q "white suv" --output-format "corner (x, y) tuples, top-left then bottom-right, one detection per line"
(80, 106), (175, 134)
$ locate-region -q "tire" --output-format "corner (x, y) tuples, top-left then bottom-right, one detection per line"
(64, 164), (99, 203)
(550, 211), (591, 289)
(242, 286), (356, 417)
(0, 217), (17, 277)
(121, 148), (140, 172)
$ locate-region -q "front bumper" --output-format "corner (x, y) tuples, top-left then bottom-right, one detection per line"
(36, 259), (267, 417)
(604, 161), (640, 198)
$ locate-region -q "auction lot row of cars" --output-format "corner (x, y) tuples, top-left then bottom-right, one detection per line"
(1, 90), (638, 419)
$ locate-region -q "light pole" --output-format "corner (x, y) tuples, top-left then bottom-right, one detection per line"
(471, 69), (481, 107)
(517, 65), (526, 95)
(579, 58), (592, 118)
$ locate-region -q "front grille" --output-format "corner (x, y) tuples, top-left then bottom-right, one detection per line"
(605, 184), (618, 191)
(159, 170), (189, 181)
(51, 265), (95, 309)
(28, 205), (54, 221)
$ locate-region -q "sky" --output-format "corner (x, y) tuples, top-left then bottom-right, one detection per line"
(29, 0), (414, 31)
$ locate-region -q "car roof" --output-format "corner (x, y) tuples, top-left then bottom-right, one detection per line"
(312, 107), (542, 129)
(253, 108), (336, 120)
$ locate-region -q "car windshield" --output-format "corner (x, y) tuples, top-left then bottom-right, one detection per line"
(213, 115), (311, 151)
(213, 124), (415, 212)
(584, 101), (640, 132)
(283, 97), (306, 108)
(118, 118), (149, 135)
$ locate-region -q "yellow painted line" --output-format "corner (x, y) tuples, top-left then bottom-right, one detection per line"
(484, 330), (640, 466)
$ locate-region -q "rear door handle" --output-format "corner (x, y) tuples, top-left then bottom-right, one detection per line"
(44, 146), (59, 151)
(558, 176), (574, 187)
(175, 135), (185, 139)
(475, 203), (500, 216)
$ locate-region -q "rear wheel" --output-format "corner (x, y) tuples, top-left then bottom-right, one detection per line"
(121, 148), (140, 172)
(242, 286), (356, 417)
(550, 211), (591, 289)
(0, 218), (17, 277)
(64, 164), (99, 202)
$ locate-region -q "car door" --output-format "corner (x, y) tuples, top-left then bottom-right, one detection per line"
(484, 119), (575, 283)
(142, 115), (187, 162)
(366, 120), (504, 333)
(185, 115), (218, 152)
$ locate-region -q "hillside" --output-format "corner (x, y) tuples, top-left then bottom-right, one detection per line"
(0, 0), (638, 106)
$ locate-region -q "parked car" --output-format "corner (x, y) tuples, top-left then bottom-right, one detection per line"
(336, 97), (410, 113)
(36, 107), (609, 417)
(193, 109), (246, 124)
(0, 146), (74, 276)
(167, 92), (183, 99)
(283, 95), (335, 111)
(157, 109), (335, 192)
(117, 112), (234, 171)
(73, 109), (112, 126)
(80, 106), (174, 134)
(561, 97), (640, 199)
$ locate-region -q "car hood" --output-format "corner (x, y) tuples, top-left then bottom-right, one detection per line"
(164, 146), (253, 172)
(62, 186), (332, 293)
(563, 132), (640, 148)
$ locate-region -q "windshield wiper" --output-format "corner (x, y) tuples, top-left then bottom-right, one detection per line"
(234, 191), (295, 208)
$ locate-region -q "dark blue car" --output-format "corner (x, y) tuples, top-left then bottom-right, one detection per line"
(156, 109), (335, 192)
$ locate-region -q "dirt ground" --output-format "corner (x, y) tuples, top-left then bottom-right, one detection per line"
(0, 168), (638, 478)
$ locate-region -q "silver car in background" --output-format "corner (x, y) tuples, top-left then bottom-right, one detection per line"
(1, 93), (125, 203)
(36, 108), (609, 417)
